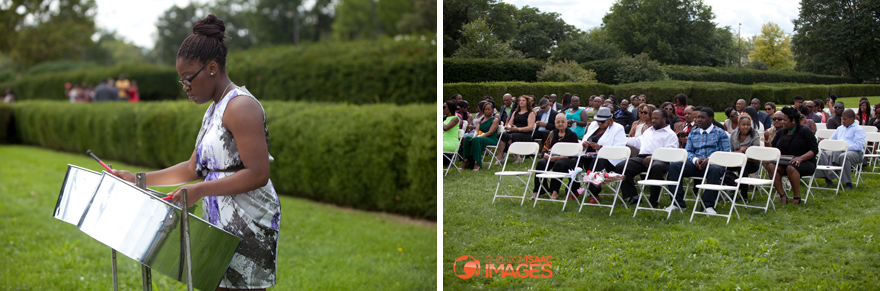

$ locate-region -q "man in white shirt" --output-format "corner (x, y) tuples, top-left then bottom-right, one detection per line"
(814, 109), (865, 190)
(616, 109), (680, 207)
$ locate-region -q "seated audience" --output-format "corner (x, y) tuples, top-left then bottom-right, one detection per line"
(532, 98), (558, 145)
(442, 100), (461, 166)
(664, 107), (730, 214)
(814, 109), (865, 190)
(578, 107), (627, 204)
(531, 114), (579, 200)
(617, 109), (679, 207)
(764, 106), (819, 205)
(495, 95), (536, 164)
(460, 101), (501, 171)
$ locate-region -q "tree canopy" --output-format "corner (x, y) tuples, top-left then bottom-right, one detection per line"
(749, 22), (794, 70)
(602, 0), (733, 66)
(792, 0), (880, 80)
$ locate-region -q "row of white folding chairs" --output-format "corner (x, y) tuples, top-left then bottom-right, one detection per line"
(493, 143), (761, 223)
(492, 140), (880, 224)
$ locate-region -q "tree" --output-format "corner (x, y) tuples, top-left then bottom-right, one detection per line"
(537, 60), (597, 83)
(396, 0), (437, 35)
(615, 53), (668, 83)
(443, 0), (495, 56)
(602, 0), (725, 66)
(509, 6), (578, 59)
(551, 28), (621, 63)
(792, 0), (880, 80)
(1, 0), (98, 68)
(452, 18), (521, 59)
(749, 22), (794, 70)
(153, 4), (204, 65)
(332, 0), (414, 40)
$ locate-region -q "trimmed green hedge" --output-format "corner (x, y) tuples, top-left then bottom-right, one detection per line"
(444, 82), (614, 107)
(445, 58), (858, 85)
(0, 103), (13, 143)
(664, 65), (858, 85)
(227, 39), (436, 104)
(443, 58), (543, 83)
(9, 101), (436, 219)
(445, 81), (880, 111)
(0, 63), (185, 102)
(2, 39), (436, 104)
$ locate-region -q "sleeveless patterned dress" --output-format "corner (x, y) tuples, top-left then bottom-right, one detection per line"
(194, 86), (281, 289)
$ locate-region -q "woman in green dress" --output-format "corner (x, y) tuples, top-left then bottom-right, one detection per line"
(443, 100), (461, 153)
(461, 101), (500, 171)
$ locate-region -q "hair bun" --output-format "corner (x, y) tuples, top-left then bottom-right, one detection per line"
(192, 14), (226, 41)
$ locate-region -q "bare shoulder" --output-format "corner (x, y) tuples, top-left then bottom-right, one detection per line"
(223, 94), (265, 127)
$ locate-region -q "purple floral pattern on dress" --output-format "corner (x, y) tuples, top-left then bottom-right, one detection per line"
(193, 86), (281, 289)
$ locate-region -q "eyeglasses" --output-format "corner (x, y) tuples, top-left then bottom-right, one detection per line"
(765, 107), (773, 111)
(772, 117), (784, 121)
(806, 105), (813, 108)
(664, 107), (673, 111)
(179, 63), (207, 87)
(834, 106), (844, 109)
(639, 111), (648, 114)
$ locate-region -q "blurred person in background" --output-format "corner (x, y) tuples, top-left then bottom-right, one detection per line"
(116, 74), (131, 101)
(3, 87), (14, 103)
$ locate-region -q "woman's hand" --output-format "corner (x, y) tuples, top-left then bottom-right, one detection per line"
(791, 156), (803, 167)
(167, 184), (203, 207)
(110, 169), (135, 183)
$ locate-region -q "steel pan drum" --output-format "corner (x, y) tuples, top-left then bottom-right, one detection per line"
(54, 165), (241, 291)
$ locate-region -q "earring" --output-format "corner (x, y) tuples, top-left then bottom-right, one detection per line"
(211, 73), (214, 76)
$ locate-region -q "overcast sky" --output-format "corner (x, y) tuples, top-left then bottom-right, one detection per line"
(503, 0), (802, 38)
(98, 0), (802, 49)
(94, 0), (196, 48)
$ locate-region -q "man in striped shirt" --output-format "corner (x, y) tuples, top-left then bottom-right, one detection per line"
(665, 107), (731, 214)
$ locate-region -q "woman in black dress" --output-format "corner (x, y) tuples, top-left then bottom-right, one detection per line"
(764, 106), (819, 205)
(495, 95), (536, 164)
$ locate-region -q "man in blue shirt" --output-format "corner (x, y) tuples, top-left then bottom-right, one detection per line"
(815, 109), (865, 190)
(665, 107), (730, 214)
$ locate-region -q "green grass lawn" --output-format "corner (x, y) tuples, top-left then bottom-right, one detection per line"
(443, 155), (880, 289)
(0, 145), (436, 290)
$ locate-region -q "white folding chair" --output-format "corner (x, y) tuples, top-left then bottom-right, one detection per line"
(815, 129), (835, 140)
(443, 121), (466, 176)
(690, 152), (748, 224)
(633, 148), (688, 219)
(530, 142), (583, 211)
(860, 125), (878, 133)
(734, 147), (781, 213)
(815, 123), (827, 130)
(577, 146), (631, 216)
(804, 139), (849, 203)
(492, 142), (541, 205)
(484, 126), (505, 169)
(859, 132), (880, 179)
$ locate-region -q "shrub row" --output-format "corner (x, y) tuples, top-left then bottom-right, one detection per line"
(664, 65), (858, 85)
(444, 81), (880, 112)
(1, 39), (436, 105)
(0, 63), (186, 102)
(9, 101), (436, 219)
(446, 58), (858, 85)
(443, 58), (543, 83)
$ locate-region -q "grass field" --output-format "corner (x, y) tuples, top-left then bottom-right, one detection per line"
(0, 145), (436, 290)
(443, 150), (880, 289)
